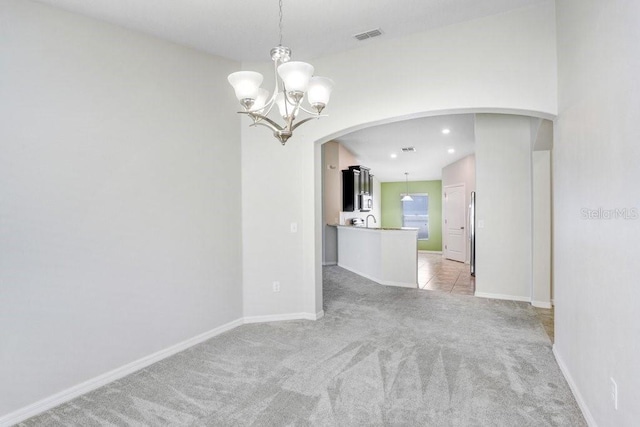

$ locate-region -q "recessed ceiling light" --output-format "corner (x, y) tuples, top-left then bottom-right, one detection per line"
(442, 128), (451, 134)
(390, 153), (397, 159)
(448, 148), (455, 154)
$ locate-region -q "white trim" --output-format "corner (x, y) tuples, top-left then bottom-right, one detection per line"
(552, 346), (597, 427)
(338, 264), (417, 289)
(376, 280), (417, 288)
(418, 250), (443, 254)
(0, 318), (244, 427)
(531, 300), (552, 309)
(474, 291), (530, 302)
(322, 261), (337, 266)
(243, 311), (324, 324)
(0, 310), (328, 426)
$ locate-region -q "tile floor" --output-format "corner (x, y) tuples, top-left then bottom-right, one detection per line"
(417, 252), (554, 342)
(417, 252), (475, 295)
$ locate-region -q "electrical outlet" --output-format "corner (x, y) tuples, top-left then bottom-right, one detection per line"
(272, 281), (280, 293)
(610, 377), (618, 410)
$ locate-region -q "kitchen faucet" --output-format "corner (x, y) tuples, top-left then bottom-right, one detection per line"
(366, 214), (377, 228)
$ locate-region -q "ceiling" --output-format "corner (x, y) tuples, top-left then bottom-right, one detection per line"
(34, 1), (539, 181)
(36, 0), (547, 62)
(336, 114), (475, 182)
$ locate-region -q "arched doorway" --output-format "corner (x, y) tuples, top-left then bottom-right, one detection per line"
(313, 111), (554, 316)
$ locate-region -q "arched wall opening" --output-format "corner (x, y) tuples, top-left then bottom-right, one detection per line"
(312, 109), (554, 315)
(240, 1), (558, 320)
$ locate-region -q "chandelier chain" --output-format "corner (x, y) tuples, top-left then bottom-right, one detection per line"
(278, 0), (284, 46)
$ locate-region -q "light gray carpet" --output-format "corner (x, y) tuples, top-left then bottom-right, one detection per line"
(21, 266), (585, 426)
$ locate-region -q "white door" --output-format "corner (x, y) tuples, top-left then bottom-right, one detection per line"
(444, 184), (466, 262)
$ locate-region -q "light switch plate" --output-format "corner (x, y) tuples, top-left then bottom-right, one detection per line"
(290, 223), (298, 233)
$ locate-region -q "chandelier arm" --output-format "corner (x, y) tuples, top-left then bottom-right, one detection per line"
(258, 101), (277, 121)
(285, 107), (297, 130)
(243, 113), (284, 132)
(242, 96), (276, 116)
(269, 57), (283, 108)
(297, 105), (320, 116)
(290, 117), (319, 131)
(281, 83), (293, 119)
(252, 121), (280, 133)
(291, 103), (302, 123)
(273, 58), (282, 92)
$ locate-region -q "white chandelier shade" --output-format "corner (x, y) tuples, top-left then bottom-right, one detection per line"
(227, 71), (263, 106)
(275, 92), (297, 119)
(277, 61), (314, 93)
(307, 76), (334, 112)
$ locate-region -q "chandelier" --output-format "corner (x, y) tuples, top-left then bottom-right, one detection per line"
(227, 0), (334, 145)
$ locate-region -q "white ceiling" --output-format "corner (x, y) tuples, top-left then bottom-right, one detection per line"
(35, 0), (547, 62)
(34, 1), (538, 181)
(336, 114), (475, 182)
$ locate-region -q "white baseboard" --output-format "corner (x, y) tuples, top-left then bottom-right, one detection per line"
(243, 311), (324, 323)
(0, 318), (244, 427)
(322, 261), (337, 266)
(552, 346), (597, 427)
(338, 264), (417, 289)
(379, 280), (417, 288)
(474, 292), (530, 302)
(0, 309), (327, 427)
(531, 300), (552, 309)
(418, 250), (443, 254)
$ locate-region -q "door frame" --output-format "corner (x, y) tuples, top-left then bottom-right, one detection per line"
(443, 183), (467, 262)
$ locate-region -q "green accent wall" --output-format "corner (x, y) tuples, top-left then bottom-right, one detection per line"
(381, 180), (442, 251)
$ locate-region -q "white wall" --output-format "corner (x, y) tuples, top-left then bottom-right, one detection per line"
(322, 142), (342, 226)
(532, 150), (551, 308)
(322, 142), (340, 265)
(240, 2), (558, 319)
(0, 0), (242, 419)
(555, 1), (640, 425)
(474, 114), (533, 301)
(442, 154), (476, 263)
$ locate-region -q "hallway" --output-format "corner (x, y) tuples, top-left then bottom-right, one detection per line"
(418, 252), (554, 342)
(417, 252), (475, 295)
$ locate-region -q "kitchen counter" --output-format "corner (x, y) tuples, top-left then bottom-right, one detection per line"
(335, 225), (418, 288)
(332, 224), (418, 231)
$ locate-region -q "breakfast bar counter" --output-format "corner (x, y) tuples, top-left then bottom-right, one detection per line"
(335, 225), (418, 288)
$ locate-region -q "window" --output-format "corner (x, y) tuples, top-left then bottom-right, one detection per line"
(402, 194), (429, 240)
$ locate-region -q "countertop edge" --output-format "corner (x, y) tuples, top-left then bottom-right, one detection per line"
(330, 224), (419, 232)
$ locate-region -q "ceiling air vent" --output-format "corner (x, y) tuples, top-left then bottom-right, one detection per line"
(354, 28), (383, 41)
(401, 147), (416, 153)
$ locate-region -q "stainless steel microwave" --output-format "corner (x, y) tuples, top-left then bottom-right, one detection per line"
(359, 194), (373, 212)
